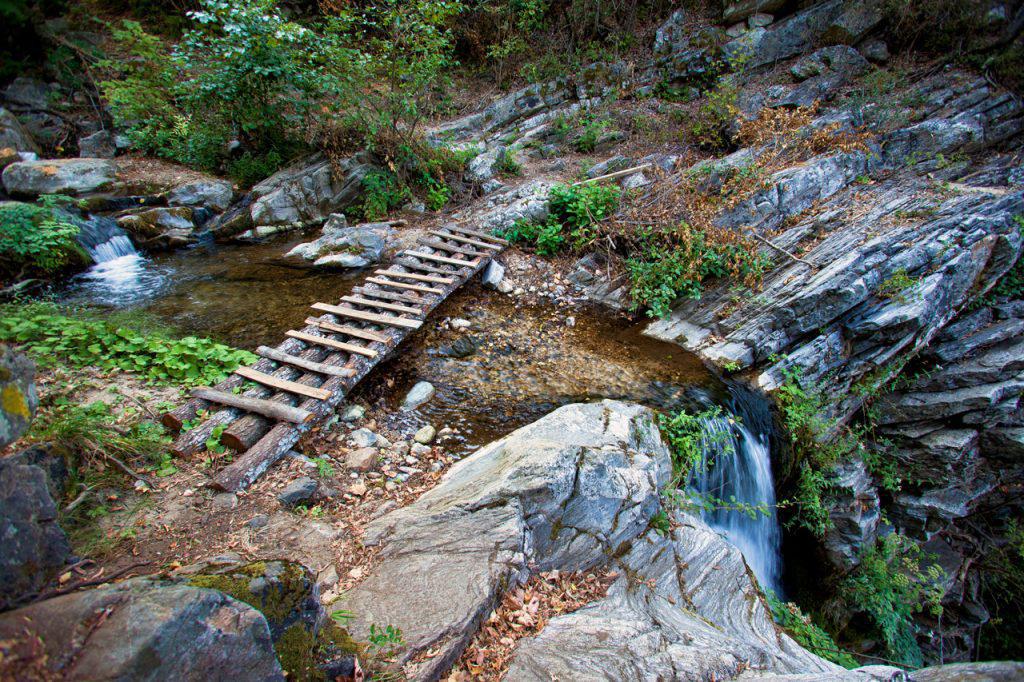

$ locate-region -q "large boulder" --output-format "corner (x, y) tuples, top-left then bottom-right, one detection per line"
(249, 154), (371, 231)
(167, 178), (235, 212)
(285, 214), (394, 269)
(77, 130), (116, 159)
(0, 577), (285, 680)
(2, 158), (117, 197)
(332, 401), (842, 680)
(117, 206), (197, 250)
(0, 453), (70, 611)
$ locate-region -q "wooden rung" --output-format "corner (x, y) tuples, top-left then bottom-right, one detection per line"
(341, 295), (423, 316)
(352, 287), (425, 305)
(417, 237), (486, 258)
(234, 366), (332, 401)
(365, 277), (444, 295)
(402, 250), (479, 267)
(374, 269), (453, 285)
(447, 226), (509, 245)
(394, 257), (462, 275)
(190, 388), (312, 424)
(304, 318), (390, 343)
(256, 346), (356, 377)
(287, 328), (380, 357)
(429, 230), (503, 250)
(310, 303), (423, 330)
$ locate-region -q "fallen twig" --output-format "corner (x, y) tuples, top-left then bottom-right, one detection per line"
(29, 561), (153, 603)
(751, 232), (815, 268)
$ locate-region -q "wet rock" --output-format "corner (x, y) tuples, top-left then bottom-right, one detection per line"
(286, 214), (393, 269)
(346, 447), (378, 472)
(2, 157), (116, 197)
(77, 130), (115, 158)
(117, 206), (197, 250)
(333, 401), (838, 680)
(823, 459), (881, 572)
(439, 335), (478, 358)
(401, 381), (436, 411)
(168, 178), (235, 212)
(278, 477), (318, 506)
(482, 259), (505, 289)
(0, 347), (37, 449)
(449, 318), (471, 330)
(0, 107), (39, 155)
(413, 425), (436, 445)
(0, 577), (284, 681)
(213, 492), (238, 510)
(349, 428), (378, 448)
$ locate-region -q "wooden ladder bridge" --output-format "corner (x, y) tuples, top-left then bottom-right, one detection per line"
(161, 225), (507, 492)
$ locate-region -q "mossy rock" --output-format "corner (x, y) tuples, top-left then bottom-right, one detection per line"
(187, 560), (361, 681)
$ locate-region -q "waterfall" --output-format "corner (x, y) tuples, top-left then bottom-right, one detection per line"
(687, 390), (783, 595)
(66, 212), (167, 306)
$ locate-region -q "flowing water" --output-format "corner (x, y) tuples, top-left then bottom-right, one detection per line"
(64, 233), (785, 590)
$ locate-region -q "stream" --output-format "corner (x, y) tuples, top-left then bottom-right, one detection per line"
(66, 226), (784, 594)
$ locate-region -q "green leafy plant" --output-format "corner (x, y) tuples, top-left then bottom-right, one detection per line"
(657, 406), (731, 482)
(649, 509), (671, 536)
(877, 268), (920, 303)
(368, 623), (404, 658)
(690, 76), (739, 152)
(360, 170), (412, 221)
(0, 302), (256, 385)
(573, 115), (612, 153)
(0, 197), (85, 278)
(766, 592), (858, 668)
(504, 183), (620, 255)
(205, 424), (227, 455)
(840, 533), (946, 667)
(314, 457), (335, 479)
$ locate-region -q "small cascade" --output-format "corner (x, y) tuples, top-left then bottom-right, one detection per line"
(67, 212), (168, 307)
(687, 389), (783, 595)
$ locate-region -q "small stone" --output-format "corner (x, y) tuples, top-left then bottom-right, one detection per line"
(411, 443), (432, 457)
(278, 477), (317, 506)
(317, 565), (340, 590)
(859, 38), (890, 64)
(384, 481), (397, 492)
(212, 492), (237, 510)
(246, 514), (269, 529)
(375, 434), (392, 449)
(405, 455), (420, 466)
(430, 461), (444, 472)
(726, 22), (747, 37)
(401, 381), (436, 411)
(341, 404), (366, 422)
(348, 566), (364, 580)
(346, 447), (378, 472)
(349, 428), (378, 448)
(450, 318), (472, 330)
(398, 466), (421, 475)
(390, 441), (410, 457)
(349, 482), (368, 497)
(482, 260), (505, 289)
(565, 316), (576, 328)
(414, 425), (436, 444)
(497, 280), (514, 294)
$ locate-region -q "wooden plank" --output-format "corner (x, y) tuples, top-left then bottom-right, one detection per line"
(190, 388), (312, 424)
(234, 366), (332, 401)
(446, 225), (509, 245)
(364, 277), (444, 295)
(428, 230), (502, 250)
(304, 318), (390, 343)
(351, 286), (426, 305)
(417, 236), (486, 258)
(286, 329), (380, 356)
(393, 257), (463, 276)
(255, 346), (355, 377)
(341, 295), (423, 315)
(309, 303), (423, 330)
(572, 162), (653, 187)
(374, 268), (453, 284)
(402, 250), (479, 267)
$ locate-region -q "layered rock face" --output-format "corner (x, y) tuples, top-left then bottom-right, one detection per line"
(632, 0), (1024, 663)
(332, 400), (859, 681)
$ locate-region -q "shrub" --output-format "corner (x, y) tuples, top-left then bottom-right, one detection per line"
(626, 223), (770, 319)
(689, 76), (739, 152)
(100, 0), (339, 179)
(0, 197), (85, 278)
(359, 170), (412, 221)
(657, 405), (727, 482)
(503, 182), (620, 255)
(766, 592), (859, 668)
(0, 302), (255, 385)
(573, 115), (612, 153)
(840, 533), (946, 667)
